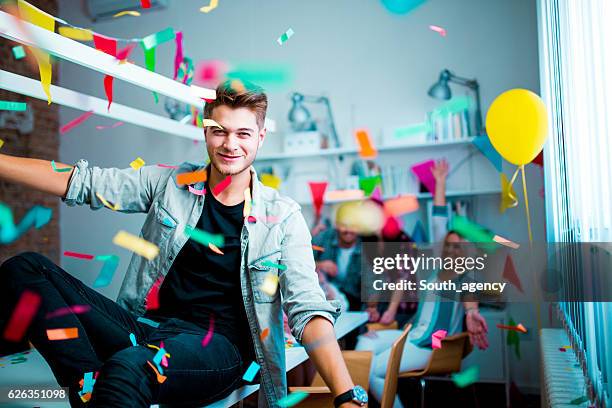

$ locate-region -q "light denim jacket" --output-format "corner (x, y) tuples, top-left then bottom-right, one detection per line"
(63, 159), (342, 407)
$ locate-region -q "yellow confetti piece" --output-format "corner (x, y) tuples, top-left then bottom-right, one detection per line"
(95, 192), (120, 211)
(260, 273), (279, 296)
(145, 344), (171, 357)
(201, 119), (223, 129)
(0, 139), (4, 149)
(208, 243), (224, 255)
(58, 26), (93, 41)
(113, 10), (141, 18)
(200, 0), (219, 13)
(243, 188), (252, 218)
(261, 173), (281, 190)
(79, 392), (91, 403)
(112, 230), (159, 261)
(130, 157), (146, 170)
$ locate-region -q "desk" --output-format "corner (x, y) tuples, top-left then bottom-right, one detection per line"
(204, 311), (368, 408)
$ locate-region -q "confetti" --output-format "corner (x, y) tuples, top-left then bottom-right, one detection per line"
(242, 361), (260, 382)
(208, 243), (224, 255)
(312, 245), (325, 252)
(184, 225), (224, 248)
(0, 101), (27, 111)
(95, 121), (124, 130)
(153, 348), (166, 374)
(243, 188), (252, 218)
(3, 290), (41, 342)
(429, 25), (447, 36)
(201, 119), (223, 129)
(95, 192), (120, 211)
(493, 234), (520, 249)
(113, 10), (141, 18)
(130, 157), (146, 170)
(63, 251), (94, 260)
(93, 255), (119, 287)
(141, 0), (151, 8)
(58, 26), (93, 41)
(60, 110), (94, 134)
(46, 305), (91, 319)
(0, 139), (4, 149)
(82, 372), (94, 394)
(324, 189), (364, 202)
(146, 361), (167, 383)
(46, 327), (79, 340)
(260, 173), (281, 190)
(157, 164), (179, 169)
(261, 261), (287, 271)
(112, 230), (159, 260)
(431, 329), (447, 349)
(201, 315), (215, 347)
(12, 45), (26, 60)
(496, 323), (527, 333)
(384, 195), (419, 217)
(354, 129), (377, 159)
(199, 0), (219, 13)
(410, 160), (436, 194)
(176, 170), (207, 185)
(278, 391), (309, 407)
(188, 185), (206, 196)
(260, 328), (270, 341)
(137, 317), (160, 328)
(145, 277), (162, 311)
(259, 273), (279, 296)
(0, 203), (52, 244)
(51, 160), (72, 173)
(277, 28), (295, 45)
(451, 366), (479, 388)
(212, 175), (232, 195)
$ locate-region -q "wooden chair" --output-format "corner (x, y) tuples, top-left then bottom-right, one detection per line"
(379, 323), (412, 408)
(399, 332), (473, 407)
(366, 321), (399, 332)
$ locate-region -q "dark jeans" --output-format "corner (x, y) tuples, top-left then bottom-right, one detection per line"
(0, 252), (244, 408)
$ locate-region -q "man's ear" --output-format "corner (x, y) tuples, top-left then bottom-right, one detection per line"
(258, 127), (267, 148)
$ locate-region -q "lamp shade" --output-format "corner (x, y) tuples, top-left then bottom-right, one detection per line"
(428, 70), (452, 100)
(288, 93), (315, 131)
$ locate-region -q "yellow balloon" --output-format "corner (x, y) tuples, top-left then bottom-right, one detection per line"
(486, 89), (548, 165)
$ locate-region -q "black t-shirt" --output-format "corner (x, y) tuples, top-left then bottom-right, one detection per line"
(145, 187), (253, 360)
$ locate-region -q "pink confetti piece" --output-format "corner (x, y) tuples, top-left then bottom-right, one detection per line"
(63, 251), (95, 260)
(60, 110), (94, 135)
(265, 215), (280, 224)
(188, 185), (206, 196)
(431, 329), (447, 349)
(173, 31), (183, 80)
(3, 290), (41, 342)
(46, 305), (91, 319)
(95, 121), (124, 130)
(201, 315), (215, 347)
(411, 160), (437, 194)
(145, 277), (163, 311)
(116, 44), (136, 61)
(157, 164), (180, 169)
(429, 25), (447, 37)
(212, 175), (231, 195)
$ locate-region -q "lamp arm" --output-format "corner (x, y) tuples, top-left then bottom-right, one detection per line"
(448, 73), (479, 89)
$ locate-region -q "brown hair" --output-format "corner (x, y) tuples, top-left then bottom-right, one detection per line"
(203, 80), (268, 129)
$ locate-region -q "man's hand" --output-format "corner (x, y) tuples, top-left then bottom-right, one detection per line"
(316, 260), (338, 278)
(366, 306), (380, 322)
(466, 309), (489, 350)
(379, 308), (397, 325)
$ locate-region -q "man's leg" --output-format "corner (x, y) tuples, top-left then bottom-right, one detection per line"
(90, 323), (244, 407)
(0, 252), (155, 406)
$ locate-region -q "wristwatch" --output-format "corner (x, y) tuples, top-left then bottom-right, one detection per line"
(333, 385), (368, 407)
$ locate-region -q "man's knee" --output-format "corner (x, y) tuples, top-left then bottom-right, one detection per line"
(101, 346), (151, 379)
(0, 251), (49, 281)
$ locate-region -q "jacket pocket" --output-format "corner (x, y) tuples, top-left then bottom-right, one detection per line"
(249, 262), (280, 303)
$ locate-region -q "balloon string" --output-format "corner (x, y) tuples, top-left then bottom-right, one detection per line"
(520, 165), (533, 244)
(506, 167), (521, 208)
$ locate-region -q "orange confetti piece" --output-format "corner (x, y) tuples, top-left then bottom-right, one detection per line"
(146, 361), (167, 383)
(354, 129), (377, 159)
(46, 327), (79, 340)
(493, 234), (520, 249)
(383, 195), (419, 217)
(311, 245), (325, 252)
(176, 170), (207, 185)
(260, 327), (270, 341)
(208, 243), (224, 255)
(79, 392), (92, 403)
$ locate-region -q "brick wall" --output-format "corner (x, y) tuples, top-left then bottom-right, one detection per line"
(0, 0), (60, 264)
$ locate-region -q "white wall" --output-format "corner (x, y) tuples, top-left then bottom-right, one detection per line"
(57, 0), (544, 393)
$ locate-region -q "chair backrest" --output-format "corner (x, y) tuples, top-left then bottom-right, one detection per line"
(380, 324), (412, 408)
(310, 350), (373, 392)
(366, 321), (399, 332)
(399, 332), (473, 378)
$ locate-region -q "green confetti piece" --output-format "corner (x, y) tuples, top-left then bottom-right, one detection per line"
(226, 64), (293, 86)
(242, 361), (260, 382)
(184, 225), (224, 248)
(449, 216), (497, 252)
(570, 396), (589, 405)
(277, 28), (294, 45)
(93, 255), (119, 287)
(12, 45), (26, 60)
(394, 122), (432, 138)
(451, 365), (479, 388)
(0, 101), (27, 111)
(261, 260), (287, 271)
(431, 96), (473, 119)
(142, 27), (176, 50)
(0, 203), (52, 244)
(277, 391), (309, 407)
(51, 160), (72, 173)
(359, 175), (382, 196)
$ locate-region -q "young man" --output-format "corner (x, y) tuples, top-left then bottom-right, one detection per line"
(0, 82), (368, 408)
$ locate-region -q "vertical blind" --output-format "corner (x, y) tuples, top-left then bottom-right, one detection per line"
(538, 0), (611, 405)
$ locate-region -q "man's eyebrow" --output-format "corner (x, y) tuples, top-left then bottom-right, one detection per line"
(237, 128), (255, 132)
(211, 126), (255, 133)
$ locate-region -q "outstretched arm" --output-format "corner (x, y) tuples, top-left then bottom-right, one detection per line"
(0, 153), (73, 198)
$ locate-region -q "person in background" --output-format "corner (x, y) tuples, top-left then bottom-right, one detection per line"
(355, 159), (489, 408)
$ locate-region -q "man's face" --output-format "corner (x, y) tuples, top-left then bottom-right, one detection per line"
(337, 223), (358, 247)
(205, 105), (265, 176)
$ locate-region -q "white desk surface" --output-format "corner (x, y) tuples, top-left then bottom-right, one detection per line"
(205, 311), (368, 408)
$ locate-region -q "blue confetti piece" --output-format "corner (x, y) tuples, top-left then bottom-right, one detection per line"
(82, 371), (94, 394)
(242, 361), (260, 382)
(129, 333), (137, 347)
(137, 317), (160, 328)
(93, 255), (119, 287)
(153, 348), (166, 374)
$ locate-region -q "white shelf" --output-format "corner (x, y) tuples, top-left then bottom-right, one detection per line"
(296, 188), (501, 206)
(256, 137), (478, 161)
